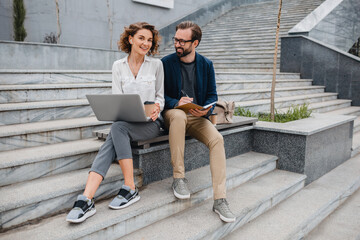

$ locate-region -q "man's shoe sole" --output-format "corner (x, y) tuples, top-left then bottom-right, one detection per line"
(108, 195), (141, 210)
(213, 208), (236, 223)
(66, 208), (96, 223)
(172, 187), (190, 199)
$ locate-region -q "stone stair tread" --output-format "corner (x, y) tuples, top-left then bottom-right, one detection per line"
(0, 99), (89, 111)
(0, 151), (279, 239)
(219, 85), (324, 95)
(323, 106), (360, 116)
(306, 187), (360, 240)
(0, 116), (107, 138)
(0, 83), (111, 90)
(215, 71), (298, 76)
(0, 138), (103, 168)
(0, 70), (111, 74)
(276, 99), (352, 112)
(0, 163), (136, 213)
(353, 131), (360, 150)
(122, 170), (306, 240)
(224, 153), (360, 240)
(216, 79), (311, 83)
(236, 92), (338, 107)
(355, 116), (360, 128)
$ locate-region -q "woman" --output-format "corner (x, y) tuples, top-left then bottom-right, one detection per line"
(66, 22), (164, 223)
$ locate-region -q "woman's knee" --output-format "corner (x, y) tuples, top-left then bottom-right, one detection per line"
(111, 121), (129, 134)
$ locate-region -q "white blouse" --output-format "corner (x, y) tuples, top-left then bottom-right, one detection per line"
(112, 55), (165, 111)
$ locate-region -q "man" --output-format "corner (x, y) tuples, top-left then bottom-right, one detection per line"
(161, 21), (236, 223)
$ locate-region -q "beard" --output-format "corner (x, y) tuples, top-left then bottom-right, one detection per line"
(175, 46), (192, 58)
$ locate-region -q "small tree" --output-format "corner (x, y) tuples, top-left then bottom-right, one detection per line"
(270, 0), (282, 121)
(13, 0), (27, 41)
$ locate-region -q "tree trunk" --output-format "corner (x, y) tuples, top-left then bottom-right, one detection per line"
(55, 0), (61, 43)
(270, 0), (282, 121)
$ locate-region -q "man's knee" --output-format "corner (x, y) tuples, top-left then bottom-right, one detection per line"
(165, 109), (187, 126)
(208, 131), (224, 149)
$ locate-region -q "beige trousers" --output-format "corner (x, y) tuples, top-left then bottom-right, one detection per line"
(164, 109), (226, 199)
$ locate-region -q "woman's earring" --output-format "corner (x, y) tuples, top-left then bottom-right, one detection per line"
(130, 39), (133, 44)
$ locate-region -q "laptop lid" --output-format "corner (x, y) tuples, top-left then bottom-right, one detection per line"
(86, 94), (151, 122)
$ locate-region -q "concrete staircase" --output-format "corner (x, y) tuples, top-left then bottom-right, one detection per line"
(1, 0), (360, 239)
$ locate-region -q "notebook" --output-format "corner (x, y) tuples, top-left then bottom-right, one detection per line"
(86, 94), (152, 122)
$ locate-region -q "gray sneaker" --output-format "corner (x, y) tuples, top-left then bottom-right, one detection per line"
(172, 178), (190, 199)
(66, 195), (96, 223)
(213, 198), (236, 223)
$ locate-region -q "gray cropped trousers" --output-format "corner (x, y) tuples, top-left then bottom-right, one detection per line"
(90, 120), (162, 178)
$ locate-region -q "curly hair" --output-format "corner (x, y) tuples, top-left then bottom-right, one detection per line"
(118, 22), (161, 56)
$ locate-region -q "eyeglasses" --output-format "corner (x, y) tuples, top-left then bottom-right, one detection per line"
(172, 37), (194, 46)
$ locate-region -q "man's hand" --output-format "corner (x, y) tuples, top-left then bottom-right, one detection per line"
(189, 106), (211, 117)
(178, 97), (193, 106)
(150, 103), (160, 121)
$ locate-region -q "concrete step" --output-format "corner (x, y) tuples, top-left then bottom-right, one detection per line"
(224, 153), (360, 240)
(219, 86), (325, 102)
(0, 151), (279, 238)
(216, 79), (312, 91)
(198, 51), (279, 58)
(0, 164), (143, 231)
(236, 93), (339, 113)
(0, 116), (111, 151)
(352, 131), (360, 157)
(323, 106), (360, 117)
(207, 56), (279, 63)
(0, 99), (92, 125)
(275, 99), (352, 114)
(0, 138), (103, 186)
(0, 70), (111, 85)
(214, 63), (278, 70)
(198, 41), (282, 49)
(305, 187), (360, 240)
(199, 38), (285, 46)
(200, 34), (288, 42)
(215, 71), (300, 80)
(355, 116), (360, 133)
(0, 83), (111, 103)
(215, 68), (278, 73)
(212, 58), (278, 64)
(322, 107), (360, 133)
(161, 47), (278, 56)
(123, 170), (306, 240)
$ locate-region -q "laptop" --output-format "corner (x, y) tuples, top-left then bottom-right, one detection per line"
(86, 94), (152, 122)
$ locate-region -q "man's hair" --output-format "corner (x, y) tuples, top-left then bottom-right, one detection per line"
(118, 22), (161, 56)
(176, 21), (202, 44)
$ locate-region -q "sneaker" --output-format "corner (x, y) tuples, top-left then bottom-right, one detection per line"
(213, 198), (236, 223)
(66, 195), (96, 223)
(172, 178), (190, 199)
(108, 185), (140, 209)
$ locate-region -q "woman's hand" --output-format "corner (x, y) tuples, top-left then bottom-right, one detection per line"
(150, 103), (161, 121)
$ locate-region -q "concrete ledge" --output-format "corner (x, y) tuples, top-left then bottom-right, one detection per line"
(255, 113), (356, 135)
(253, 113), (355, 184)
(134, 125), (254, 185)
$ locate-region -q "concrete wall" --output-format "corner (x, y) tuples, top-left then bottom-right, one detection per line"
(0, 0), (222, 50)
(0, 40), (124, 70)
(289, 0), (360, 52)
(280, 35), (360, 106)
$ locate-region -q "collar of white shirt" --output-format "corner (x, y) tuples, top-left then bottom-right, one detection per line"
(119, 55), (151, 63)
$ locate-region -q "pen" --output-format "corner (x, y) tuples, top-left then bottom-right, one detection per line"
(181, 90), (189, 98)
